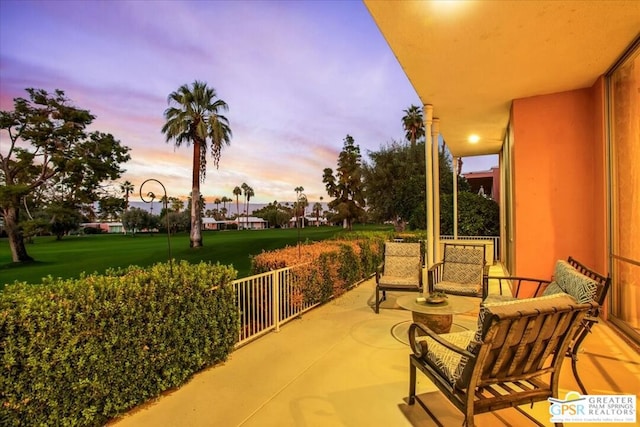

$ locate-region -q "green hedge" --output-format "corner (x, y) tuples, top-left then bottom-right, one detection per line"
(251, 232), (386, 306)
(0, 260), (239, 426)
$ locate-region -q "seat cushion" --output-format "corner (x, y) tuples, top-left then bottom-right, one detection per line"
(418, 330), (476, 385)
(434, 281), (481, 296)
(378, 275), (419, 288)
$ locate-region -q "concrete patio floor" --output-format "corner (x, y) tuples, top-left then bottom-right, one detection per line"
(109, 274), (640, 427)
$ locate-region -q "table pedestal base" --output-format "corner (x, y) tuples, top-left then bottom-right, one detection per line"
(412, 312), (452, 334)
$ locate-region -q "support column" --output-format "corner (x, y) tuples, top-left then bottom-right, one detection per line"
(432, 119), (441, 263)
(424, 105), (434, 268)
(453, 156), (459, 240)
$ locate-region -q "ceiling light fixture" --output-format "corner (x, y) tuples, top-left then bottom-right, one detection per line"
(468, 134), (480, 144)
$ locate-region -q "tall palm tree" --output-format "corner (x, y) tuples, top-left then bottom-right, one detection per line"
(221, 196), (231, 217)
(402, 104), (425, 146)
(120, 180), (134, 211)
(242, 184), (254, 230)
(313, 201), (323, 227)
(294, 186), (304, 228)
(161, 80), (231, 248)
(240, 183), (249, 228)
(233, 186), (242, 219)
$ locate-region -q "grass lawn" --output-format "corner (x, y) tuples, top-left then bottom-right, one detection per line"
(0, 225), (392, 288)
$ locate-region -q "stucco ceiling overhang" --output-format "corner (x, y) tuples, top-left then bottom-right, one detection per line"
(364, 0), (640, 158)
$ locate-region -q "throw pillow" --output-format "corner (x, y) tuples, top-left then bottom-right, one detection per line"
(554, 260), (598, 304)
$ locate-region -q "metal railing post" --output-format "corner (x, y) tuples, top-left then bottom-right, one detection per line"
(273, 269), (280, 332)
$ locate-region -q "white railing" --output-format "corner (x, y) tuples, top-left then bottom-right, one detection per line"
(232, 264), (318, 348)
(440, 235), (500, 261)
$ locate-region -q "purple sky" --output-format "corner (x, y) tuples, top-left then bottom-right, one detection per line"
(0, 0), (497, 204)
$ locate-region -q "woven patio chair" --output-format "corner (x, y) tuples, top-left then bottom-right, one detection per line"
(375, 241), (423, 313)
(428, 243), (487, 299)
(408, 293), (597, 427)
(485, 256), (611, 395)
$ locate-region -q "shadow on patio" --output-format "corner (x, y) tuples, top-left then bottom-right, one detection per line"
(109, 273), (640, 427)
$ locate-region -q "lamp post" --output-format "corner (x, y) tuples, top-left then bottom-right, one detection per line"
(140, 179), (172, 276)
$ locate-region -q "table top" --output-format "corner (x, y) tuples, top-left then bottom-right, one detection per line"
(396, 294), (477, 315)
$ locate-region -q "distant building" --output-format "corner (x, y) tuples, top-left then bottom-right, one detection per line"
(202, 218), (228, 231)
(289, 216), (328, 228)
(463, 167), (500, 205)
(80, 222), (124, 233)
(235, 216), (268, 230)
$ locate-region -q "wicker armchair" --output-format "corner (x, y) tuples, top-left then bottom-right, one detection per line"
(408, 293), (598, 427)
(375, 242), (423, 314)
(428, 243), (487, 299)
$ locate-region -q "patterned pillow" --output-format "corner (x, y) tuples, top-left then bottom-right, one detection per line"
(542, 281), (564, 296)
(554, 260), (598, 304)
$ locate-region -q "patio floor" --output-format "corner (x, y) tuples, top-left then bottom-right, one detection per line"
(109, 270), (640, 427)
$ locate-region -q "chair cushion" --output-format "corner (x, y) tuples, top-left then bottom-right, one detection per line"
(419, 330), (476, 384)
(553, 260), (598, 304)
(383, 243), (421, 278)
(434, 281), (481, 296)
(384, 256), (421, 278)
(441, 246), (484, 285)
(541, 280), (564, 296)
(386, 242), (421, 257)
(443, 245), (484, 264)
(378, 275), (419, 288)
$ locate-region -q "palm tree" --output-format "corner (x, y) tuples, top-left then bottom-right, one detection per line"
(233, 186), (242, 219)
(221, 196), (231, 217)
(120, 180), (134, 211)
(242, 184), (254, 230)
(240, 183), (249, 228)
(294, 186), (304, 228)
(161, 80), (231, 248)
(402, 104), (425, 146)
(313, 202), (323, 227)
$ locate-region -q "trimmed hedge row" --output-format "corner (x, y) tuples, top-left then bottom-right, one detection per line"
(0, 260), (239, 426)
(251, 232), (387, 305)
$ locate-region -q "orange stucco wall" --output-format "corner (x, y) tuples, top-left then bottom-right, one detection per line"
(511, 82), (607, 280)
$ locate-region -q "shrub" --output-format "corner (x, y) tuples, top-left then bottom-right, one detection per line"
(251, 234), (385, 305)
(0, 260), (238, 426)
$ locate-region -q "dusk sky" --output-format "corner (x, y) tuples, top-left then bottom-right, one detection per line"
(1, 0), (497, 205)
